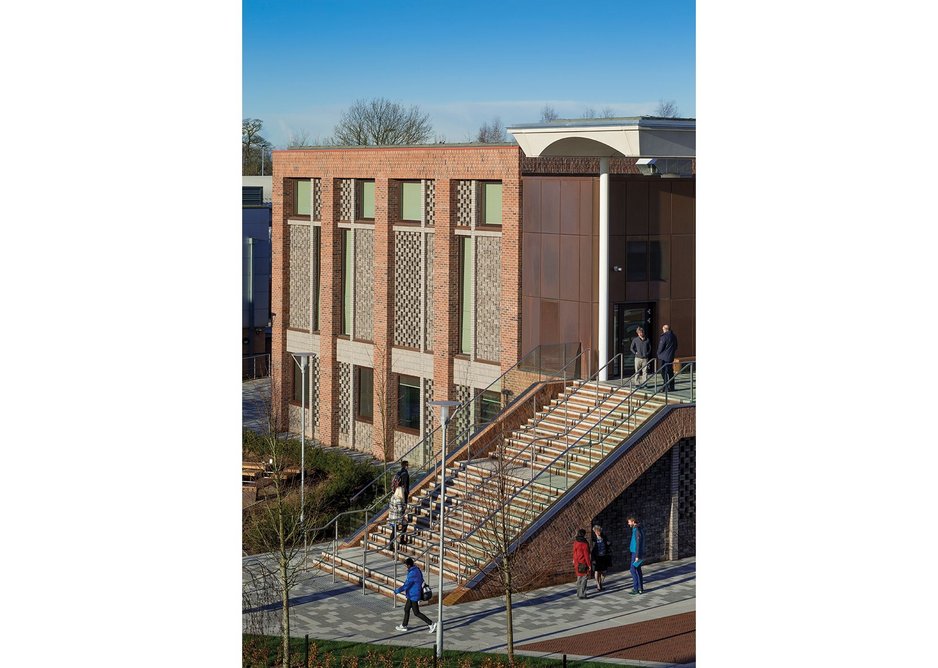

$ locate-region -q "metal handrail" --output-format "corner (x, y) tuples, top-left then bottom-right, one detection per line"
(458, 361), (696, 548)
(348, 343), (562, 506)
(449, 352), (623, 518)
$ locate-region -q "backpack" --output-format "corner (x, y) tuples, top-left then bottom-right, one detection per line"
(421, 582), (432, 602)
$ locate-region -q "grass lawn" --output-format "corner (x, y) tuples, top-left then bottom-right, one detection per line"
(242, 634), (642, 667)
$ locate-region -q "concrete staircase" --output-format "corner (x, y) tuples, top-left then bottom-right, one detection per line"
(314, 380), (681, 601)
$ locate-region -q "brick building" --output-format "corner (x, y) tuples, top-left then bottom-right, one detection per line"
(270, 118), (695, 461)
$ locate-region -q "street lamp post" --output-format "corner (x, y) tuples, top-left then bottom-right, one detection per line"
(429, 399), (460, 659)
(292, 352), (315, 565)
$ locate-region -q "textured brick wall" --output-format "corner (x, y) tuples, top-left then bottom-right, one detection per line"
(678, 437), (696, 557)
(271, 146), (522, 452)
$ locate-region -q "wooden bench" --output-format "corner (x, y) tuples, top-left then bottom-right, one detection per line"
(242, 462), (266, 484)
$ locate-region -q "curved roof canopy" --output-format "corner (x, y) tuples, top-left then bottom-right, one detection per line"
(507, 117), (695, 159)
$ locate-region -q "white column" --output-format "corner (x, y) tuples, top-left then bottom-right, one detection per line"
(598, 157), (609, 381)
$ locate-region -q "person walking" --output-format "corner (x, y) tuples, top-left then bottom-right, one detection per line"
(630, 327), (652, 384)
(573, 528), (592, 599)
(393, 557), (437, 633)
(387, 485), (406, 547)
(627, 516), (645, 595)
(393, 460), (411, 504)
(590, 524), (612, 592)
(657, 324), (678, 392)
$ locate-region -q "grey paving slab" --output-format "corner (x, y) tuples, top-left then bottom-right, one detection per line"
(243, 555), (695, 665)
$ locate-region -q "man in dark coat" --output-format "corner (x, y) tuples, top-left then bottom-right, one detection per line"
(630, 327), (653, 384)
(657, 324), (678, 391)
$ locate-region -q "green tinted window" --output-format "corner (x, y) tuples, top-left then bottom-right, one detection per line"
(459, 237), (473, 355)
(361, 181), (375, 219)
(296, 180), (311, 216)
(483, 182), (502, 225)
(401, 182), (422, 221)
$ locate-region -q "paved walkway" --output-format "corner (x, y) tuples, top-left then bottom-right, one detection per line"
(242, 378), (695, 666)
(243, 553), (695, 667)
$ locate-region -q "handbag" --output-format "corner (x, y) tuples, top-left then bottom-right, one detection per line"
(421, 582), (433, 602)
(577, 562), (589, 574)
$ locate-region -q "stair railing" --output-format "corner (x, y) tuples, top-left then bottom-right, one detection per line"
(458, 361), (696, 553)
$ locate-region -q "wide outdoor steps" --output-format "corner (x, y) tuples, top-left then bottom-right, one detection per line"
(314, 380), (678, 600)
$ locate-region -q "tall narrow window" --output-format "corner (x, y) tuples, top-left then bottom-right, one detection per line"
(342, 229), (353, 335)
(296, 180), (311, 216)
(401, 181), (422, 221)
(312, 226), (321, 331)
(478, 389), (501, 426)
(398, 375), (421, 430)
(459, 237), (473, 355)
(356, 367), (374, 421)
(292, 360), (304, 403)
(481, 182), (502, 225)
(359, 180), (375, 220)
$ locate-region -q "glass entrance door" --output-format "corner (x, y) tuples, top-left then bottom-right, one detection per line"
(611, 303), (654, 380)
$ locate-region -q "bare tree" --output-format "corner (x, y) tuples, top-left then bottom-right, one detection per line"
(331, 98), (434, 146)
(469, 428), (548, 661)
(373, 339), (396, 490)
(600, 106), (617, 119)
(476, 116), (507, 143)
(286, 129), (311, 148)
(654, 99), (680, 118)
(582, 107), (597, 119)
(539, 104), (559, 123)
(243, 118), (273, 175)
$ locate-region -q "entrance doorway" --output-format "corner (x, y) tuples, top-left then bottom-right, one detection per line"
(611, 303), (654, 380)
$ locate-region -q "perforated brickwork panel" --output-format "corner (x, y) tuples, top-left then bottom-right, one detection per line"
(423, 378), (435, 440)
(354, 228), (374, 341)
(288, 225), (310, 330)
(424, 232), (434, 350)
(312, 178), (322, 221)
(678, 438), (695, 557)
(338, 362), (351, 435)
(456, 180), (473, 227)
(338, 179), (352, 222)
(453, 384), (472, 442)
(311, 354), (320, 429)
(475, 235), (501, 362)
(425, 180), (435, 226)
(394, 231), (422, 348)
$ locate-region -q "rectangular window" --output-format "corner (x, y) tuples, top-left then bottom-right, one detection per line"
(342, 229), (352, 335)
(296, 180), (311, 216)
(650, 240), (669, 281)
(242, 186), (263, 206)
(292, 360), (303, 403)
(626, 241), (647, 281)
(478, 389), (501, 426)
(401, 181), (422, 221)
(481, 182), (502, 225)
(459, 237), (473, 355)
(312, 226), (321, 331)
(356, 367), (374, 421)
(359, 180), (375, 220)
(398, 375), (421, 430)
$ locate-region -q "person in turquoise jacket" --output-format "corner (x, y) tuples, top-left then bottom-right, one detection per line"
(628, 515), (645, 594)
(393, 557), (437, 633)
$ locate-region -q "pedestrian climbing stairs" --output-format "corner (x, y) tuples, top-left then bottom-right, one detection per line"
(312, 366), (695, 604)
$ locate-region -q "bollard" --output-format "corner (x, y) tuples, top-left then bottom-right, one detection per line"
(304, 634), (309, 667)
(562, 654), (567, 668)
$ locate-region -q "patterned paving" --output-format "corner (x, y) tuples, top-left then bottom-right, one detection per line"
(243, 554), (695, 666)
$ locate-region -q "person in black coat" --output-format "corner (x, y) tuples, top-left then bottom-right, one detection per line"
(394, 460), (410, 504)
(629, 327), (653, 384)
(657, 324), (678, 391)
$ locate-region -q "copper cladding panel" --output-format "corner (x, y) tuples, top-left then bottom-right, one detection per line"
(522, 232), (541, 298)
(648, 181), (672, 236)
(672, 181), (695, 235)
(560, 180), (580, 235)
(541, 180), (560, 234)
(626, 181), (649, 236)
(671, 234), (695, 300)
(559, 234), (579, 302)
(523, 178), (541, 233)
(540, 300), (559, 345)
(541, 234), (560, 299)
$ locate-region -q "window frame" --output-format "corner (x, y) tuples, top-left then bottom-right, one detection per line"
(397, 374), (421, 432)
(295, 179), (312, 217)
(400, 181), (422, 222)
(479, 181), (503, 227)
(355, 366), (374, 422)
(357, 179), (376, 221)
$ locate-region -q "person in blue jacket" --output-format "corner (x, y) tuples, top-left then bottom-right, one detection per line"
(393, 557), (437, 633)
(627, 515), (645, 595)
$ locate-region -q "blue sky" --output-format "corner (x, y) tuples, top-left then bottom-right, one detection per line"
(243, 0), (695, 147)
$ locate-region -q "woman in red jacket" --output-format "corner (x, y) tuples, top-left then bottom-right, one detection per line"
(573, 528), (592, 599)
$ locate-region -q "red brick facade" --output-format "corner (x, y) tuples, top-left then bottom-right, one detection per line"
(272, 146), (523, 458)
